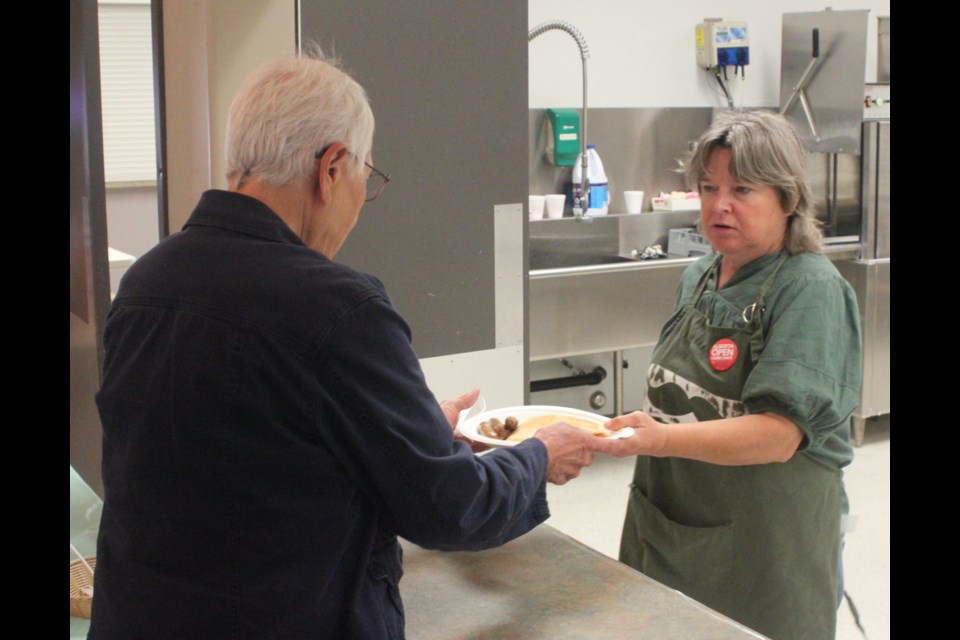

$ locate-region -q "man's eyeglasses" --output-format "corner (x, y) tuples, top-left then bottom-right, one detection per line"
(315, 146), (391, 202)
(362, 162), (391, 202)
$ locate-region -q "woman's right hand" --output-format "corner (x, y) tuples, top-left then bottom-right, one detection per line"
(602, 411), (668, 458)
(604, 410), (804, 465)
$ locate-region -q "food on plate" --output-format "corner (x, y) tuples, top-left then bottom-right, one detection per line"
(505, 414), (609, 442)
(465, 409), (622, 445)
(478, 417), (519, 439)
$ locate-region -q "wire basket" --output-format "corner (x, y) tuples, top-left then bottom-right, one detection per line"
(70, 555), (96, 619)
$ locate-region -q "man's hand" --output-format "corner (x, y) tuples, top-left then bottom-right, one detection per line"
(439, 388), (480, 428)
(439, 388), (490, 453)
(533, 423), (624, 485)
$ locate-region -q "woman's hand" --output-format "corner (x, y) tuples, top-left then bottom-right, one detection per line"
(603, 411), (669, 458)
(604, 410), (804, 465)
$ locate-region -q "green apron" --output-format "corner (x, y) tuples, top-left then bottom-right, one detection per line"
(619, 253), (842, 640)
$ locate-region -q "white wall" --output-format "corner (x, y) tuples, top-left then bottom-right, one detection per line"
(105, 185), (159, 295)
(529, 0), (890, 109)
(161, 0), (294, 233)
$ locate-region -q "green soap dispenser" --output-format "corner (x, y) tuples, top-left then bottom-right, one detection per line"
(543, 108), (580, 166)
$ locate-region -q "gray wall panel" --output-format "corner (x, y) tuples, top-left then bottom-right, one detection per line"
(299, 1), (528, 358)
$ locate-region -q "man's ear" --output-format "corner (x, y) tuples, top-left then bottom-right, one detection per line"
(316, 143), (350, 204)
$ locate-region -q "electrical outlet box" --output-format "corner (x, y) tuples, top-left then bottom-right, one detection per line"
(696, 20), (749, 69)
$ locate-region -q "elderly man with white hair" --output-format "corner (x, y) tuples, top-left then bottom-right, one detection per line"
(88, 51), (625, 639)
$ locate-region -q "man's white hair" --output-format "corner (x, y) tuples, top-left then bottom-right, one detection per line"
(225, 47), (375, 188)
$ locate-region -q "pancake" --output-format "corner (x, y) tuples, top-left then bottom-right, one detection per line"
(505, 414), (608, 442)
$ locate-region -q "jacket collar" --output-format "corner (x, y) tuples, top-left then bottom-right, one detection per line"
(183, 189), (306, 247)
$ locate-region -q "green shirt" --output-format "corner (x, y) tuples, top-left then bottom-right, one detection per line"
(676, 251), (863, 469)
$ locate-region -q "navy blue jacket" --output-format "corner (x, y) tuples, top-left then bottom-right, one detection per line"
(90, 190), (549, 639)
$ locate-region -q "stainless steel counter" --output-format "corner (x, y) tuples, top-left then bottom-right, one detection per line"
(528, 243), (863, 361)
(527, 241), (869, 420)
(529, 257), (693, 360)
(400, 524), (766, 639)
(834, 257), (891, 444)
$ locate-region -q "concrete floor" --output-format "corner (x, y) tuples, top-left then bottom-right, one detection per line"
(546, 415), (890, 640)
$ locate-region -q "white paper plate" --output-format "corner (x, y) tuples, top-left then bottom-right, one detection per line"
(457, 405), (634, 448)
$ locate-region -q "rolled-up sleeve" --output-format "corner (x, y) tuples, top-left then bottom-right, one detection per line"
(742, 271), (863, 453)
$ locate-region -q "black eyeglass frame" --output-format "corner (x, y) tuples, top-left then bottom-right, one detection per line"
(314, 145), (391, 202)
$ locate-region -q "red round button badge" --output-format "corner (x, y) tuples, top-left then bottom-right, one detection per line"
(709, 338), (738, 371)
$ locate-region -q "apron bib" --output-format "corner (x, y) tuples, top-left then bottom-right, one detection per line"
(620, 253), (842, 640)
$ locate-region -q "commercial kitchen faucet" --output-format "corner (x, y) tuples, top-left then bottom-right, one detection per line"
(528, 20), (593, 222)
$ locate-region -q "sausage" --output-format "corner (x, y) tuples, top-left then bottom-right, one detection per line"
(479, 421), (500, 438)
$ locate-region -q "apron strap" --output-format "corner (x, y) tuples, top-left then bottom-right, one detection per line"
(691, 254), (724, 304)
(747, 252), (789, 363)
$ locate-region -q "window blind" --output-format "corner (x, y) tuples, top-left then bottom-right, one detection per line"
(98, 1), (157, 184)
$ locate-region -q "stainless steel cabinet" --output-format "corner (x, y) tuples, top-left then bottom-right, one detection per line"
(834, 118), (890, 445)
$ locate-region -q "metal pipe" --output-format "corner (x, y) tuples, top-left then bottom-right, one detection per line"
(613, 350), (624, 416)
(528, 21), (590, 218)
(530, 365), (606, 393)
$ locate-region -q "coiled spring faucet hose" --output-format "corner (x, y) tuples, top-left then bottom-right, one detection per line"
(528, 21), (591, 217)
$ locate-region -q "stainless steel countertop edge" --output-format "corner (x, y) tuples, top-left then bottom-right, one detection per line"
(530, 256), (697, 279)
(529, 243), (865, 280)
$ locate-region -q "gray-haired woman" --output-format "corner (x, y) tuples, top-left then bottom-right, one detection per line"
(605, 109), (863, 640)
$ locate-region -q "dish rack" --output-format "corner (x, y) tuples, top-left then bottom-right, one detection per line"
(667, 228), (711, 257)
(70, 553), (96, 619)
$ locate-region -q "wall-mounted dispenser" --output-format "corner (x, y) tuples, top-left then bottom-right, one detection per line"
(696, 18), (749, 108)
(543, 108), (581, 167)
(696, 19), (749, 70)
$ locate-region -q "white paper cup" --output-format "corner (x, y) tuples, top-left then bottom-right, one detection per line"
(624, 190), (645, 214)
(545, 194), (566, 219)
(529, 195), (545, 220)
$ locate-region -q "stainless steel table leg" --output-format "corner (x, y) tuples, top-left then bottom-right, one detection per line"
(851, 416), (866, 447)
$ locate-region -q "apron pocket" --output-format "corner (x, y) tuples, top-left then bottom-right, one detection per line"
(621, 484), (734, 613)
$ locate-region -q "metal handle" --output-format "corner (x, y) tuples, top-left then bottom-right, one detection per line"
(779, 27), (822, 140)
(530, 366), (606, 393)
